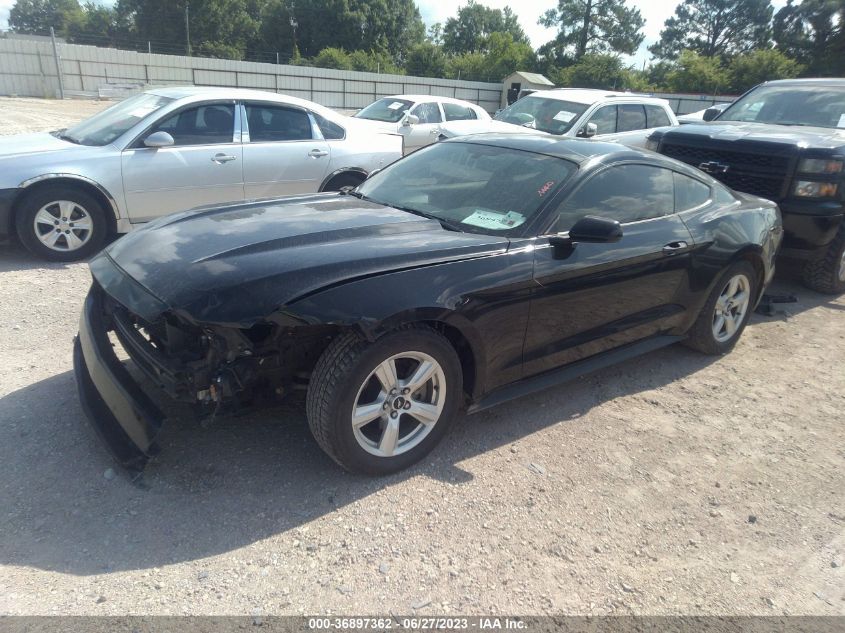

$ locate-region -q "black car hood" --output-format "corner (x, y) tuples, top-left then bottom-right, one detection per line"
(99, 194), (509, 326)
(660, 121), (845, 151)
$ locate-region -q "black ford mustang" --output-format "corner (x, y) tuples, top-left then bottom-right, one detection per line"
(74, 135), (782, 475)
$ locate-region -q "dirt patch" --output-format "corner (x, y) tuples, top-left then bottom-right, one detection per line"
(0, 97), (110, 136)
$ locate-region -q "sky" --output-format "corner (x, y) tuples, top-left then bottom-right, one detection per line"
(0, 0), (789, 68)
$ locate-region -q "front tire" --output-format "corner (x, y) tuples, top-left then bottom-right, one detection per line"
(801, 225), (845, 295)
(306, 327), (463, 475)
(15, 186), (107, 262)
(684, 260), (757, 355)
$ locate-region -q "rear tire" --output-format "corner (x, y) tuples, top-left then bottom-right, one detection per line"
(306, 326), (462, 475)
(15, 186), (107, 262)
(684, 260), (757, 355)
(801, 225), (845, 295)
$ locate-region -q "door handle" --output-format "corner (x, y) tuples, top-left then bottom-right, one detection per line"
(662, 240), (689, 255)
(308, 149), (328, 158)
(429, 129), (440, 135)
(211, 153), (237, 164)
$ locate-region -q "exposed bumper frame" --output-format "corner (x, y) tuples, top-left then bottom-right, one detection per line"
(73, 284), (164, 471)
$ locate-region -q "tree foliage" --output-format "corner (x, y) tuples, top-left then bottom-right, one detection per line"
(405, 42), (447, 78)
(538, 0), (645, 62)
(9, 0), (84, 37)
(551, 53), (650, 91)
(727, 48), (802, 92)
(773, 0), (844, 75)
(649, 0), (773, 60)
(664, 49), (726, 93)
(442, 1), (527, 55)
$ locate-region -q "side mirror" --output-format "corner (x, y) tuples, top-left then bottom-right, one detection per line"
(144, 131), (175, 148)
(702, 107), (721, 122)
(549, 215), (623, 248)
(577, 122), (598, 138)
(402, 113), (420, 127)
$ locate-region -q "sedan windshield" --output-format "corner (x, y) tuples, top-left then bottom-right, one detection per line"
(355, 141), (576, 236)
(494, 95), (589, 135)
(718, 84), (845, 129)
(61, 93), (175, 146)
(354, 98), (414, 123)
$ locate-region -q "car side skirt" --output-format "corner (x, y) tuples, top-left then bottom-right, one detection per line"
(467, 334), (684, 415)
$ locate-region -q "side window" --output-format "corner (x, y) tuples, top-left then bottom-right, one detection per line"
(412, 102), (443, 124)
(645, 105), (672, 129)
(674, 172), (712, 211)
(152, 104), (234, 146)
(443, 102), (477, 121)
(587, 105), (617, 135)
(553, 164), (675, 231)
(245, 104), (313, 142)
(617, 104), (647, 132)
(313, 112), (345, 140)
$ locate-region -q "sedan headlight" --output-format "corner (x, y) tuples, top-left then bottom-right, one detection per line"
(793, 180), (839, 198)
(797, 158), (843, 174)
(645, 137), (659, 152)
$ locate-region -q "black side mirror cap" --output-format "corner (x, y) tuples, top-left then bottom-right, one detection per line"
(702, 107), (721, 122)
(551, 215), (623, 247)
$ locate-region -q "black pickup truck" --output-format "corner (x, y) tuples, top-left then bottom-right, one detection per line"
(647, 78), (845, 294)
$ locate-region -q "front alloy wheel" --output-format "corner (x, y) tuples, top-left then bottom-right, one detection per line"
(33, 200), (94, 253)
(306, 327), (462, 475)
(351, 351), (446, 458)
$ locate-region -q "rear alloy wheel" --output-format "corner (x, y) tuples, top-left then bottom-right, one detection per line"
(306, 327), (462, 475)
(16, 187), (107, 261)
(802, 225), (845, 295)
(685, 260), (757, 355)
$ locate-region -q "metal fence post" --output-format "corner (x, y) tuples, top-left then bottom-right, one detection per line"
(50, 27), (65, 99)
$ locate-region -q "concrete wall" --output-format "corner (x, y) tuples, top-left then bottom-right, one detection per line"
(0, 38), (503, 112)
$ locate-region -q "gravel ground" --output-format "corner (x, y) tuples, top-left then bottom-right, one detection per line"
(0, 97), (843, 617)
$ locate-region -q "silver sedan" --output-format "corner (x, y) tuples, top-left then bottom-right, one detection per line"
(0, 87), (404, 261)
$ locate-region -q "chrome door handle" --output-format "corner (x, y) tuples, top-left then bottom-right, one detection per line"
(308, 149), (328, 158)
(662, 241), (689, 255)
(212, 153), (237, 164)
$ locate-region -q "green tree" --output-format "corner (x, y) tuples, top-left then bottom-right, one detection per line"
(727, 48), (802, 92)
(348, 49), (401, 74)
(405, 41), (447, 77)
(773, 0), (844, 75)
(538, 0), (645, 62)
(442, 1), (528, 55)
(446, 52), (487, 81)
(649, 0), (773, 60)
(552, 53), (651, 91)
(665, 49), (726, 93)
(312, 47), (353, 70)
(9, 0), (84, 37)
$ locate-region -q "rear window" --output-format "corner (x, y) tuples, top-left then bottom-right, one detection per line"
(645, 105), (672, 128)
(313, 113), (345, 140)
(443, 103), (477, 121)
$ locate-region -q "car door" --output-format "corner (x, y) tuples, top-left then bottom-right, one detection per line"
(601, 103), (651, 147)
(580, 104), (617, 138)
(523, 163), (695, 377)
(121, 101), (244, 223)
(400, 101), (443, 153)
(241, 102), (331, 199)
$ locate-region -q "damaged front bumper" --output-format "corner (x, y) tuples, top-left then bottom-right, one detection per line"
(73, 284), (165, 471)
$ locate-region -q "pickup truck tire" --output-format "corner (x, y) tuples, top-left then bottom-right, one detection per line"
(801, 226), (845, 295)
(15, 186), (107, 262)
(306, 326), (462, 475)
(685, 261), (757, 355)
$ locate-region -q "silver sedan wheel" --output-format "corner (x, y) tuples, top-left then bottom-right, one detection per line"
(712, 273), (751, 343)
(351, 351), (446, 458)
(33, 200), (93, 252)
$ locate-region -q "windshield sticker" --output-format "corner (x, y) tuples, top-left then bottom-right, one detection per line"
(388, 102), (405, 110)
(538, 181), (555, 196)
(553, 111), (576, 123)
(838, 114), (845, 128)
(462, 210), (525, 230)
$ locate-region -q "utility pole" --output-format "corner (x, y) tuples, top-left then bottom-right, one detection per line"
(185, 1), (192, 56)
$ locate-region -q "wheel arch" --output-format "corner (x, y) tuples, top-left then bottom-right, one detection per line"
(732, 245), (766, 304)
(319, 168), (368, 192)
(15, 174), (120, 235)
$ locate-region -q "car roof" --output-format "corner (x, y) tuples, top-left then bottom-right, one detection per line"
(447, 133), (650, 163)
(761, 78), (845, 87)
(536, 88), (671, 106)
(146, 86), (338, 116)
(382, 94), (483, 107)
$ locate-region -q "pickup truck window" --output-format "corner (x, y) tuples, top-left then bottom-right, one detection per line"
(645, 105), (671, 128)
(588, 105), (617, 134)
(617, 104), (647, 132)
(719, 84), (845, 129)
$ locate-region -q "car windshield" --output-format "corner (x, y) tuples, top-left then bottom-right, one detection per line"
(355, 141), (576, 236)
(60, 93), (175, 146)
(494, 95), (589, 135)
(717, 84), (845, 129)
(354, 98), (414, 123)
